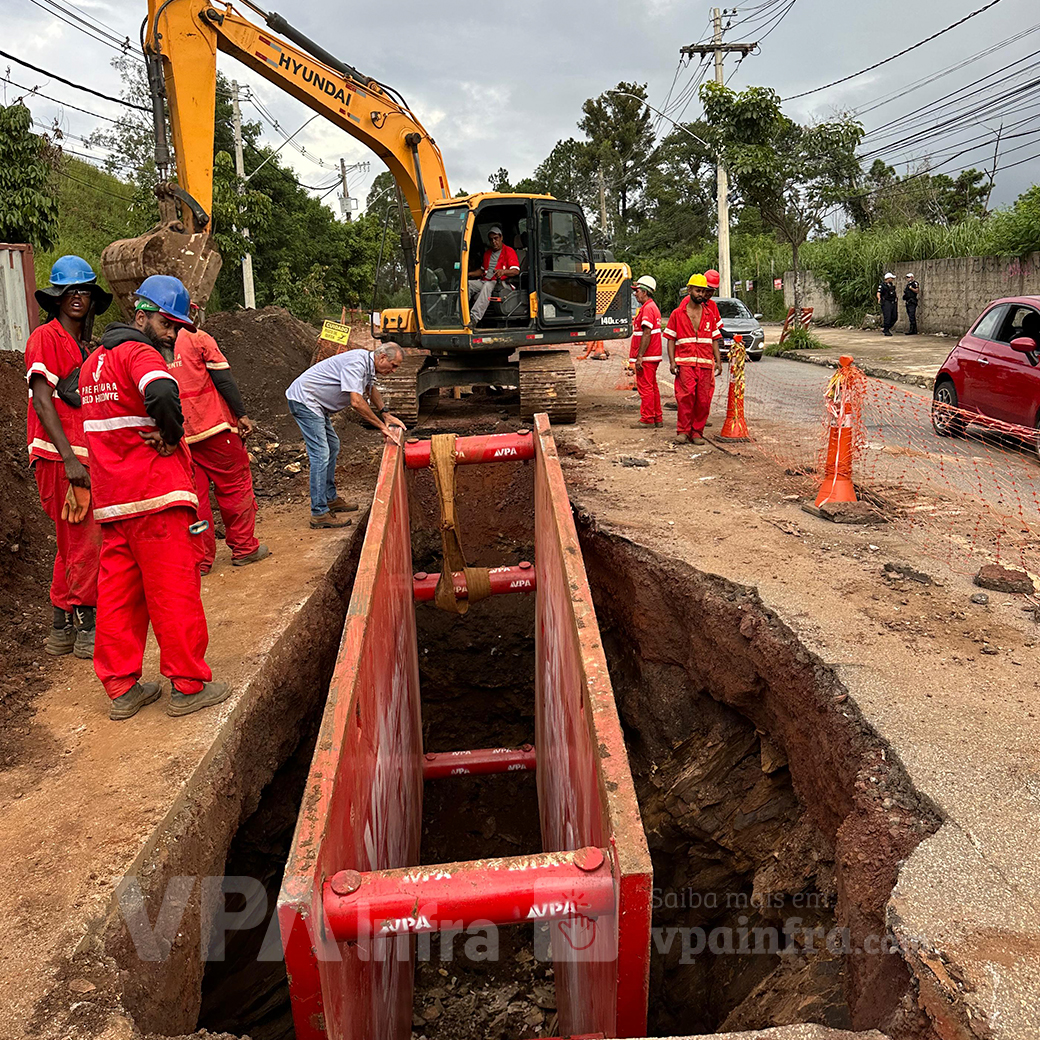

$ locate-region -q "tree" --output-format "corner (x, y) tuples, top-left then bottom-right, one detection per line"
(626, 121), (715, 257)
(488, 167), (512, 192)
(0, 102), (59, 249)
(700, 82), (863, 309)
(578, 83), (655, 239)
(527, 138), (596, 212)
(849, 159), (989, 229)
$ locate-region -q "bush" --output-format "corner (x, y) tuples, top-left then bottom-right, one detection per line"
(765, 325), (824, 354)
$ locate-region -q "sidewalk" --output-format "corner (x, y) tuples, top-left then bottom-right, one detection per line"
(768, 324), (955, 388)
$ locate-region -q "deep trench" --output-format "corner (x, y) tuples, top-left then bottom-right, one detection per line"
(179, 469), (940, 1040)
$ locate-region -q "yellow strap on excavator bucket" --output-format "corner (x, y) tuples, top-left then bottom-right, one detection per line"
(429, 433), (492, 614)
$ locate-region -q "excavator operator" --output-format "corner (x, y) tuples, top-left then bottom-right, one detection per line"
(467, 226), (520, 324)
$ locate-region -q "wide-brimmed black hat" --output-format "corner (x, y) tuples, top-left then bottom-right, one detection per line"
(35, 281), (114, 314)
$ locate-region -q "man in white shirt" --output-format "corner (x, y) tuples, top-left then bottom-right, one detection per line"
(285, 344), (406, 528)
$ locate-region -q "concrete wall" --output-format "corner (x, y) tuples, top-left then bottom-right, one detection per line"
(783, 271), (840, 320)
(785, 252), (1040, 335)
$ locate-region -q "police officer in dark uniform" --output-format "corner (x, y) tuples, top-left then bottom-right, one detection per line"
(876, 272), (897, 336)
(903, 273), (920, 335)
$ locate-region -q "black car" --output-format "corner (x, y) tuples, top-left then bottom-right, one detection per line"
(716, 297), (765, 361)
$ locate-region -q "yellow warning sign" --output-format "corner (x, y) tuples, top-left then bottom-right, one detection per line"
(320, 320), (352, 346)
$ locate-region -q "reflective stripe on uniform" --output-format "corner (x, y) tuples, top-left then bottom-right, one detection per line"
(675, 357), (715, 365)
(27, 438), (89, 458)
(93, 489), (199, 521)
(137, 370), (176, 394)
(83, 415), (157, 433)
(185, 421), (233, 444)
(26, 362), (59, 386)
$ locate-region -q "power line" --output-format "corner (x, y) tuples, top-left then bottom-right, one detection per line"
(783, 0), (1007, 102)
(26, 0), (141, 60)
(0, 48), (149, 111)
(53, 165), (135, 203)
(2, 75), (125, 123)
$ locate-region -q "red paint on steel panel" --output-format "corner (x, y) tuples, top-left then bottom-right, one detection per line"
(412, 562), (535, 602)
(277, 437), (423, 1040)
(533, 414), (653, 1038)
(421, 744), (536, 778)
(403, 430), (535, 469)
(323, 848), (615, 940)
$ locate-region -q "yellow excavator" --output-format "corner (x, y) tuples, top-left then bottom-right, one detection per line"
(101, 0), (633, 424)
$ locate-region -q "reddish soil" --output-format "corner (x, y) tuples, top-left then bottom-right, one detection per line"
(0, 350), (63, 766)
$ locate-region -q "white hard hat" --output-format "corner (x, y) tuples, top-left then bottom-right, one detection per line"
(884, 272), (895, 279)
(906, 272), (914, 278)
(632, 275), (657, 293)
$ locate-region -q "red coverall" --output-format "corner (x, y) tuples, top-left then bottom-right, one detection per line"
(25, 319), (101, 610)
(169, 329), (258, 571)
(79, 329), (211, 699)
(663, 297), (723, 438)
(628, 298), (663, 425)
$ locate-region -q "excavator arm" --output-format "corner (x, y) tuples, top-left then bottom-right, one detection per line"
(103, 0), (450, 314)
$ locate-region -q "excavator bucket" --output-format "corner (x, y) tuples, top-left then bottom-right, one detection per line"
(101, 223), (223, 319)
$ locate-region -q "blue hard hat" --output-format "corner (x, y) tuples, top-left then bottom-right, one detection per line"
(133, 275), (195, 328)
(49, 255), (98, 287)
(35, 254), (112, 313)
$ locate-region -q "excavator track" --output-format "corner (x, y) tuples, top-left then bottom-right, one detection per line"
(377, 349), (429, 427)
(518, 350), (577, 425)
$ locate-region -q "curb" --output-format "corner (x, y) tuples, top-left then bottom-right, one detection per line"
(782, 351), (935, 390)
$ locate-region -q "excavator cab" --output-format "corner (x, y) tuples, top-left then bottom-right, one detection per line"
(406, 194), (603, 346)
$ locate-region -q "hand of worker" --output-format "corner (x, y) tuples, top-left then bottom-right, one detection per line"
(138, 429), (178, 456)
(669, 361), (677, 376)
(634, 357), (644, 372)
(237, 415), (254, 440)
(64, 456), (91, 490)
(385, 413), (407, 431)
(715, 358), (723, 377)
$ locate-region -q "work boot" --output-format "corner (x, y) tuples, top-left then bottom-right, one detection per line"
(631, 422), (656, 429)
(665, 401), (677, 410)
(705, 420), (714, 427)
(109, 681), (162, 721)
(654, 421), (664, 428)
(46, 608), (75, 656)
(72, 605), (95, 659)
(166, 681), (232, 717)
(672, 434), (693, 445)
(232, 544), (271, 567)
(691, 435), (707, 446)
(310, 512), (352, 529)
(326, 497), (360, 513)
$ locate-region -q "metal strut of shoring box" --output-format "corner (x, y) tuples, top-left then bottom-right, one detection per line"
(276, 418), (653, 1040)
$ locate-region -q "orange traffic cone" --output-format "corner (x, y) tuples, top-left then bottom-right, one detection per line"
(719, 335), (750, 441)
(815, 355), (859, 506)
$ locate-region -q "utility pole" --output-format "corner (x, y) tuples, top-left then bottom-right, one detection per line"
(598, 164), (608, 237)
(340, 158), (351, 222)
(681, 10), (756, 299)
(231, 81), (256, 309)
(983, 121), (1003, 213)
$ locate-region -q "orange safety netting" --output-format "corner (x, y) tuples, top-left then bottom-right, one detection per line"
(739, 362), (1040, 576)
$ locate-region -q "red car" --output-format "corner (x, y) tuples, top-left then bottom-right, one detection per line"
(931, 295), (1040, 445)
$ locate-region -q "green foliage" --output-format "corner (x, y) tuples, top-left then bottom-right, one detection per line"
(849, 159), (991, 228)
(34, 155), (143, 330)
(986, 185), (1040, 255)
(0, 102), (59, 249)
(270, 261), (331, 322)
(765, 325), (823, 354)
(210, 151), (273, 262)
(579, 83), (655, 236)
(700, 82), (863, 307)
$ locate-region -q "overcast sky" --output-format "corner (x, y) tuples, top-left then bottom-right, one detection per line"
(3, 0), (1037, 222)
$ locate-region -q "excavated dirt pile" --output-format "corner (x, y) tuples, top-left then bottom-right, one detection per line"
(0, 349), (59, 759)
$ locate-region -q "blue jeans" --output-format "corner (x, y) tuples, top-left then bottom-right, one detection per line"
(288, 400), (339, 516)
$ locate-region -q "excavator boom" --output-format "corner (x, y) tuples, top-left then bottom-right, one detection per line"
(102, 0), (450, 315)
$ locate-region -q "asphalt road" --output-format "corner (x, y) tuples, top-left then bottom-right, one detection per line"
(740, 357), (1040, 521)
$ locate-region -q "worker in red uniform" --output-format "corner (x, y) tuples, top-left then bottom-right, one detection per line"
(79, 275), (229, 721)
(26, 255), (109, 659)
(629, 275), (663, 428)
(170, 306), (268, 574)
(664, 273), (723, 446)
